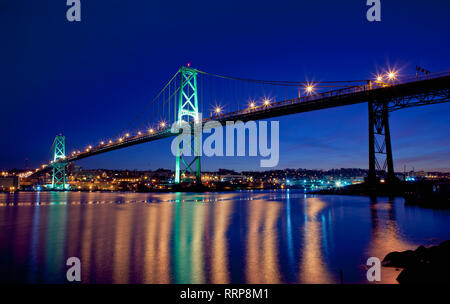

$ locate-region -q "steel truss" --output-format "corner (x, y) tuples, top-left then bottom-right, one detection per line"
(388, 89), (450, 112)
(51, 135), (67, 190)
(175, 67), (201, 184)
(368, 89), (450, 185)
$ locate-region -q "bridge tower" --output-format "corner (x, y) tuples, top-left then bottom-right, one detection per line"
(51, 135), (67, 190)
(368, 101), (396, 185)
(174, 66), (201, 184)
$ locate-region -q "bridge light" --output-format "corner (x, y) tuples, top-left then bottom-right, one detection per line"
(376, 75), (383, 82)
(263, 99), (271, 106)
(160, 122), (166, 128)
(387, 70), (397, 80)
(249, 102), (255, 108)
(215, 107), (221, 114)
(305, 84), (315, 94)
(119, 138), (123, 142)
(125, 133), (130, 137)
(149, 128), (154, 133)
(109, 140), (112, 144)
(88, 145), (92, 149)
(100, 141), (104, 145)
(138, 131), (142, 135)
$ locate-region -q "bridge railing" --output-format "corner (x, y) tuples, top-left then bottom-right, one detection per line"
(207, 69), (450, 122)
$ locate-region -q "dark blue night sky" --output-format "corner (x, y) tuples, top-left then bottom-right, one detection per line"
(1, 0), (450, 172)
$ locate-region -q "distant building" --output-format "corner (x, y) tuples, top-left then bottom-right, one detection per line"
(0, 176), (20, 191)
(220, 174), (244, 182)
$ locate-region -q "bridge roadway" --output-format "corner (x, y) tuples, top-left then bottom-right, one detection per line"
(40, 72), (450, 171)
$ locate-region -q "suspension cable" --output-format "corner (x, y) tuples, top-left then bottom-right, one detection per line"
(195, 69), (368, 87)
(117, 69), (180, 136)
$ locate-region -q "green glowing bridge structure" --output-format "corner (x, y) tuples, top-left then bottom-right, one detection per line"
(36, 66), (450, 190)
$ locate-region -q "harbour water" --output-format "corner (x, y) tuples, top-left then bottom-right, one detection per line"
(1, 190), (450, 284)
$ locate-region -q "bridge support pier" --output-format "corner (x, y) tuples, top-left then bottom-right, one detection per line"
(368, 101), (396, 185)
(174, 66), (202, 184)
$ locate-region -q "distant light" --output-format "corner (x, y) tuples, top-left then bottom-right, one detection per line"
(125, 133), (130, 137)
(249, 102), (255, 108)
(263, 99), (270, 106)
(160, 122), (166, 127)
(186, 62), (191, 67)
(109, 140), (112, 144)
(376, 75), (383, 82)
(100, 141), (104, 145)
(119, 138), (123, 142)
(138, 131), (142, 135)
(149, 128), (154, 133)
(215, 107), (221, 113)
(88, 145), (92, 149)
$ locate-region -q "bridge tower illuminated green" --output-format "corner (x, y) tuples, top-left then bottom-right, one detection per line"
(51, 135), (67, 190)
(174, 66), (201, 184)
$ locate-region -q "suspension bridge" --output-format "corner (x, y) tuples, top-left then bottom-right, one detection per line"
(30, 66), (450, 190)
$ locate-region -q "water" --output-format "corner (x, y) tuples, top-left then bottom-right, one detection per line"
(1, 190), (450, 284)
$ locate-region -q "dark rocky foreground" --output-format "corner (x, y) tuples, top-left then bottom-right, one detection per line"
(382, 240), (450, 284)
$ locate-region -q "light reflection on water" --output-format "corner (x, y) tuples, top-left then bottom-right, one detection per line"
(300, 198), (334, 283)
(1, 190), (450, 284)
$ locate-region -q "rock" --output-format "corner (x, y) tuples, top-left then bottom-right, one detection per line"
(382, 250), (416, 268)
(382, 240), (450, 284)
(396, 264), (441, 284)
